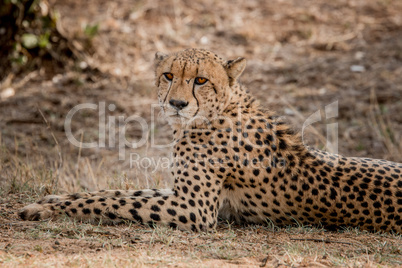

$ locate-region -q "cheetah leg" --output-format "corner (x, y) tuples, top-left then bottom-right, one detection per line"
(19, 172), (221, 232)
(37, 189), (174, 204)
(19, 193), (219, 231)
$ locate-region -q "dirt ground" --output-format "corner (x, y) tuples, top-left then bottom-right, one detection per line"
(1, 0), (402, 267)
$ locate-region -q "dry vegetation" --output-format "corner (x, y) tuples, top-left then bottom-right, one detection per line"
(0, 0), (402, 267)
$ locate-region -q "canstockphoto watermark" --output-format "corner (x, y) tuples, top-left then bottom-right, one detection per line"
(130, 153), (171, 173)
(65, 102), (149, 160)
(129, 152), (287, 174)
(302, 101), (338, 154)
(64, 101), (339, 161)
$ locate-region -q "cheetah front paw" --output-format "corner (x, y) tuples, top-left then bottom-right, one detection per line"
(37, 195), (65, 204)
(18, 203), (54, 221)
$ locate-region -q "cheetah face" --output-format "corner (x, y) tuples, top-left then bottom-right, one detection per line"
(155, 48), (246, 126)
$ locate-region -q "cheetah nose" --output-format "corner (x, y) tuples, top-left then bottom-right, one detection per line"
(169, 99), (189, 110)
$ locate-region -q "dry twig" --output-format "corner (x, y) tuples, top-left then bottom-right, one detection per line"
(290, 238), (360, 246)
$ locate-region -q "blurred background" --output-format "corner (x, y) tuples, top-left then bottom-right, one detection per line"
(0, 0), (401, 195)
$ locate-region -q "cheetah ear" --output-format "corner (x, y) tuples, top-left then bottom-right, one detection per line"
(225, 57), (246, 82)
(154, 52), (169, 66)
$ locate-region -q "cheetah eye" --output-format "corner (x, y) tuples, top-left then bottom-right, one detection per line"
(194, 77), (208, 85)
(164, 73), (174, 81)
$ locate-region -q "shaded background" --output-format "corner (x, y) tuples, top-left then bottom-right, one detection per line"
(1, 0), (401, 194)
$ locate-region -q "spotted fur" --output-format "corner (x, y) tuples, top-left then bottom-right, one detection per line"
(19, 49), (402, 233)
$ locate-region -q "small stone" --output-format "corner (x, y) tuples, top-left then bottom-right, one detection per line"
(0, 88), (15, 100)
(354, 51), (365, 60)
(284, 108), (295, 115)
(200, 36), (209, 45)
(350, 65), (365, 72)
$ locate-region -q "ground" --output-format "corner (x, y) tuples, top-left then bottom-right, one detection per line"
(0, 0), (402, 267)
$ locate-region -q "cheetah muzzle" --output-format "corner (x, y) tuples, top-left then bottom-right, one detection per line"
(19, 48), (402, 233)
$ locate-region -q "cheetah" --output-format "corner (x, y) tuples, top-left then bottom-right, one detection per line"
(19, 48), (402, 233)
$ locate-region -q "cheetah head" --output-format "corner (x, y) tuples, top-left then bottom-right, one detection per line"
(155, 48), (246, 127)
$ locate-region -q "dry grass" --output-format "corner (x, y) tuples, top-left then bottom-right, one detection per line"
(1, 0), (402, 267)
(1, 206), (401, 267)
